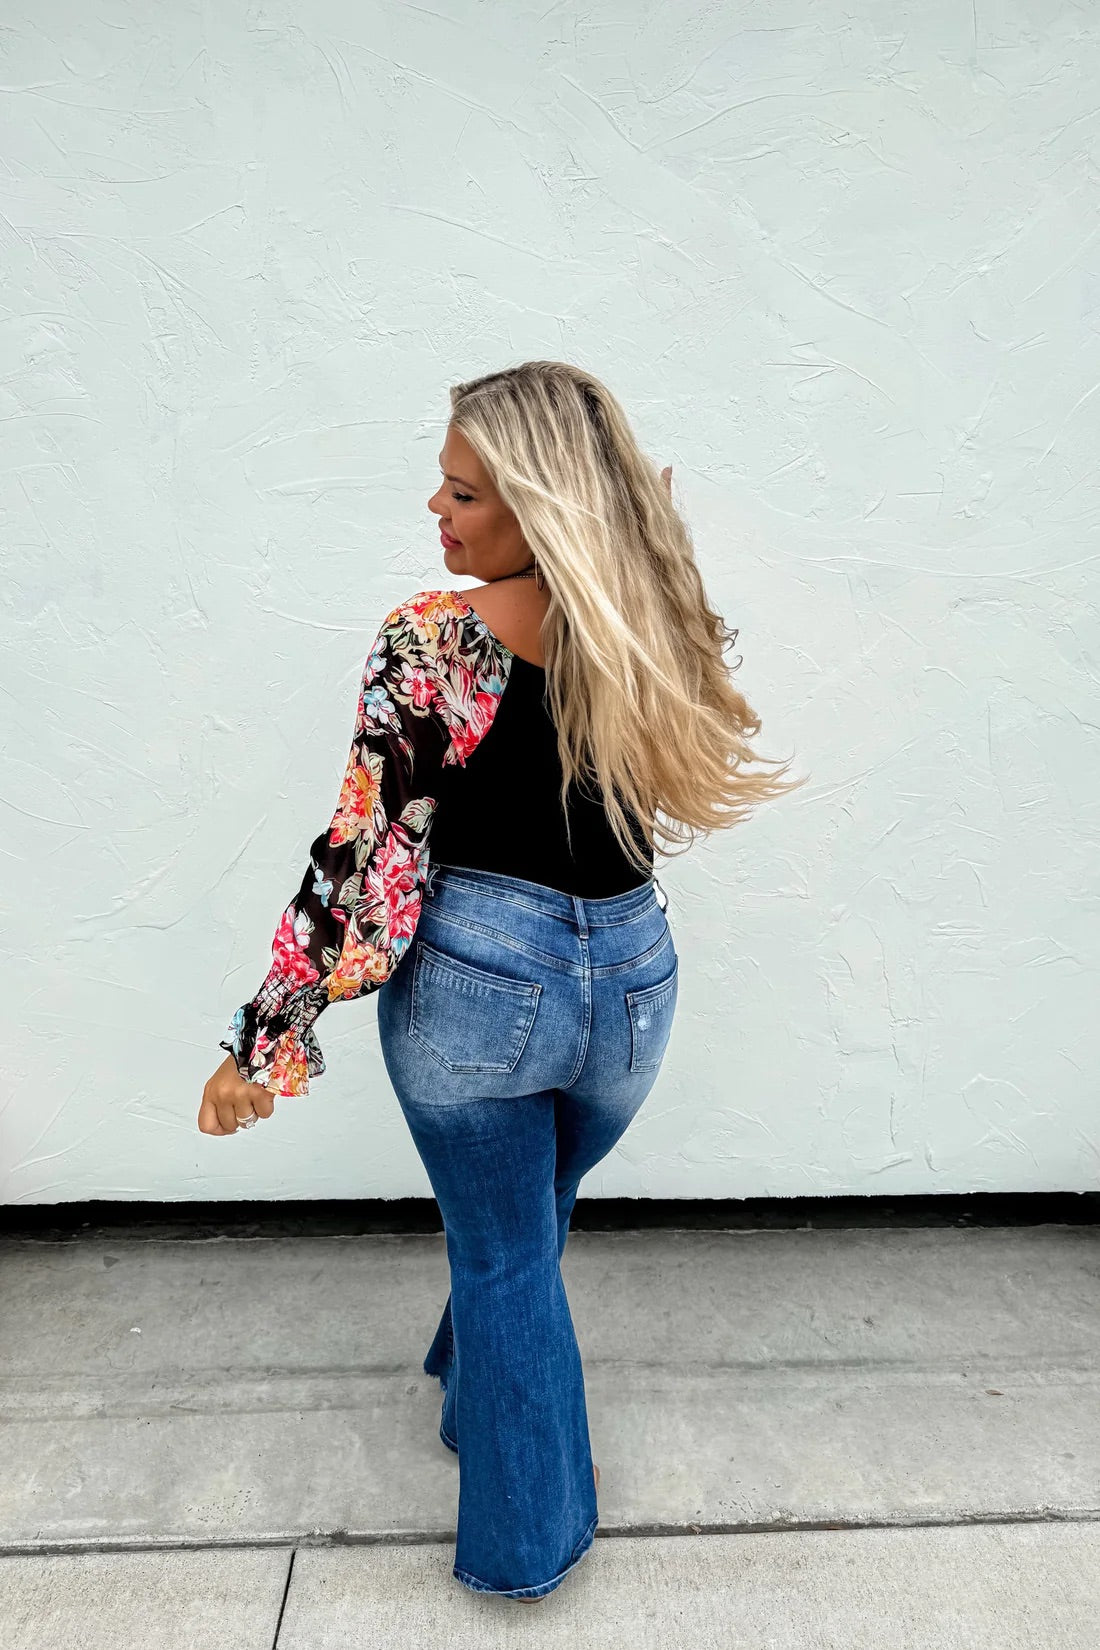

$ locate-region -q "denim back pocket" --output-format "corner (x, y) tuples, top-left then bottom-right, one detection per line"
(625, 960), (679, 1073)
(409, 940), (542, 1074)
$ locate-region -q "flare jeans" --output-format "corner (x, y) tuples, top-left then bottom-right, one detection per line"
(376, 860), (678, 1600)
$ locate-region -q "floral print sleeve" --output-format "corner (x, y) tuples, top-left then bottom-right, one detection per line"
(219, 590), (509, 1098)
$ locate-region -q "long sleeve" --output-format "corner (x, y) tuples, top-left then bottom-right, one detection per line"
(220, 595), (458, 1098)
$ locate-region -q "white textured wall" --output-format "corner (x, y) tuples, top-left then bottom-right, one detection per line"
(3, 2), (1098, 1203)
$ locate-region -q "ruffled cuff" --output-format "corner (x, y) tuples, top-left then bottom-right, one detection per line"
(220, 1008), (326, 1099)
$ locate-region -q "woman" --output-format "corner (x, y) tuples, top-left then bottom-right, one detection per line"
(198, 361), (804, 1601)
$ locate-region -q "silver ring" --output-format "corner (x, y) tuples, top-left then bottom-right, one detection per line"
(238, 1111), (259, 1129)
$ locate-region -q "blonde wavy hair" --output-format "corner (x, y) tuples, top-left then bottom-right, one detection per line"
(448, 361), (808, 877)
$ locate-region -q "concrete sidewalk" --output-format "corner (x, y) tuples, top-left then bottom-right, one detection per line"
(1, 1224), (1098, 1646)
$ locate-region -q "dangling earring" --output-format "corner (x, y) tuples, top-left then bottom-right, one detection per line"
(534, 560), (545, 591)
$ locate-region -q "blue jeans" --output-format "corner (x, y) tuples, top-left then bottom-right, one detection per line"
(376, 861), (678, 1600)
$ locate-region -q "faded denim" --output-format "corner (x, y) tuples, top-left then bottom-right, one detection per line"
(376, 860), (678, 1600)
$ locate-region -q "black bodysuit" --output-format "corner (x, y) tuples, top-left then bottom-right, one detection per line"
(430, 651), (653, 899)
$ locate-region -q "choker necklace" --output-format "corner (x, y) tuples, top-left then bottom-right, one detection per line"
(491, 561), (544, 589)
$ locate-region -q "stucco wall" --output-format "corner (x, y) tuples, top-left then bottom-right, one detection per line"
(4, 2), (1098, 1201)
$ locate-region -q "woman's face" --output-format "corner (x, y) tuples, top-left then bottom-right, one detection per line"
(428, 424), (528, 582)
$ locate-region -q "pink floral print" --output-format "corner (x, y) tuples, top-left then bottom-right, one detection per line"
(220, 589), (512, 1098)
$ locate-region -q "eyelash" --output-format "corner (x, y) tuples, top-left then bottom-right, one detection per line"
(451, 491), (473, 504)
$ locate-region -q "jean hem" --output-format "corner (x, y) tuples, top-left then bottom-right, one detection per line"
(452, 1509), (598, 1599)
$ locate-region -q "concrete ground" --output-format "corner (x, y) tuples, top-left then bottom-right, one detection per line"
(0, 1223), (1097, 1647)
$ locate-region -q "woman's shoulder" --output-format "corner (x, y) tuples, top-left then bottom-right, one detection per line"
(373, 592), (520, 703)
(372, 588), (474, 647)
(380, 590), (516, 763)
(382, 587), (478, 627)
(383, 587), (510, 661)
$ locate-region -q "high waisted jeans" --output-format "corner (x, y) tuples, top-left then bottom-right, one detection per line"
(376, 861), (678, 1600)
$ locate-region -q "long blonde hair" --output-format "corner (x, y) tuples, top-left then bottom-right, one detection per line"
(448, 361), (808, 876)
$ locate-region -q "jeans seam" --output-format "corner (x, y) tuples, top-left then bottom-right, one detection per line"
(419, 906), (578, 973)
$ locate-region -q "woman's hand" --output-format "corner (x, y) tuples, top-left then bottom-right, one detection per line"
(198, 1054), (277, 1135)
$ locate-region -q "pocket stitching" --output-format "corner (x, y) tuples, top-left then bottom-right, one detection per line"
(626, 962), (679, 1072)
(409, 943), (542, 1074)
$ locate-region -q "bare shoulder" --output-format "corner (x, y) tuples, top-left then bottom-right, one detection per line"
(453, 581), (550, 668)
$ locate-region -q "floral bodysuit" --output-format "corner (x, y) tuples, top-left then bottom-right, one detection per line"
(220, 587), (652, 1099)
